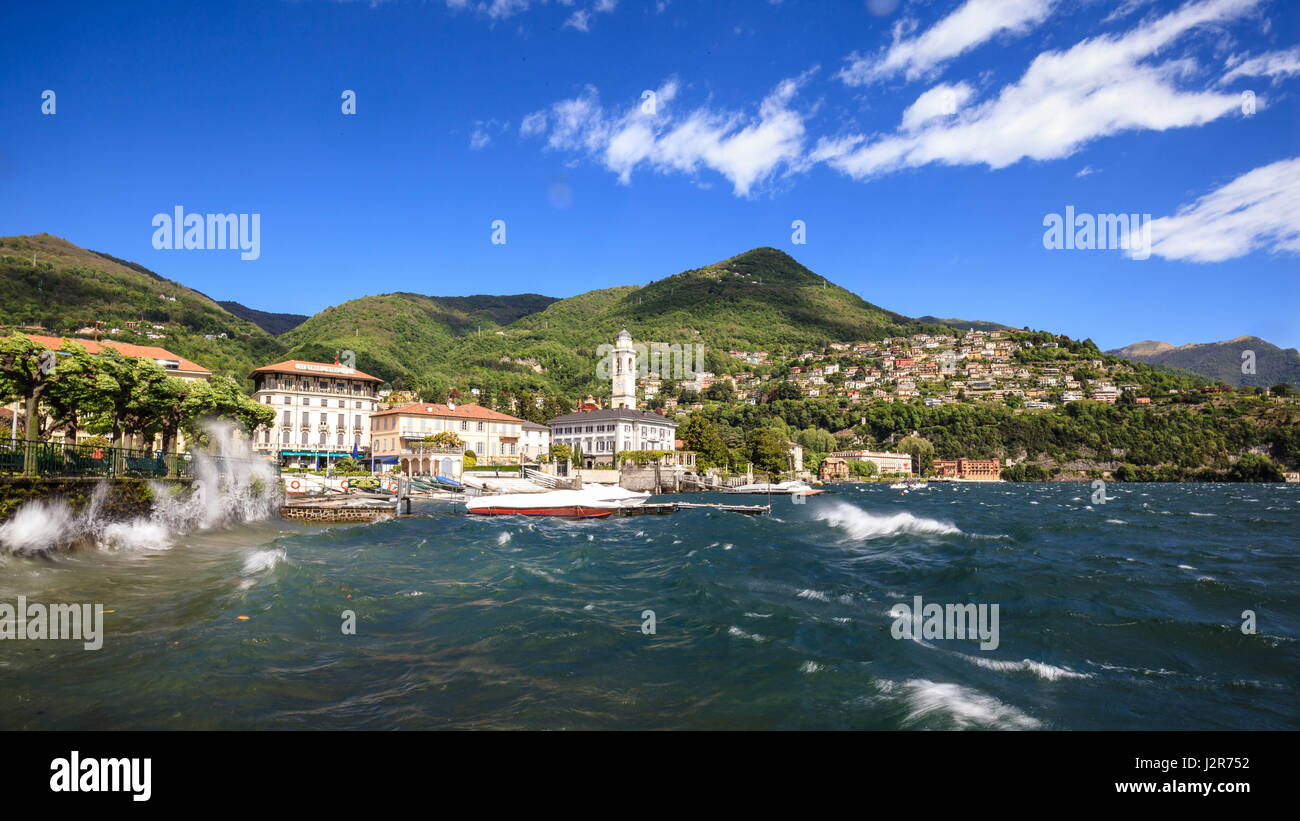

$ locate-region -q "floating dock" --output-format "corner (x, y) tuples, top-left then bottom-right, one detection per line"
(620, 501), (769, 516)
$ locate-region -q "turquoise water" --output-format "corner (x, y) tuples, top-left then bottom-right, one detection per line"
(1, 483), (1296, 729)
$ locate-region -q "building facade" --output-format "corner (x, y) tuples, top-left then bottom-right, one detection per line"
(520, 421), (551, 461)
(370, 402), (526, 467)
(22, 335), (212, 450)
(250, 359), (383, 466)
(819, 456), (849, 481)
(546, 328), (678, 468)
(829, 449), (913, 476)
(932, 458), (1002, 480)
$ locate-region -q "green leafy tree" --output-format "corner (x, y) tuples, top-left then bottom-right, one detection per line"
(849, 459), (878, 478)
(746, 426), (791, 474)
(0, 334), (56, 462)
(897, 435), (935, 476)
(41, 341), (109, 446)
(680, 414), (730, 469)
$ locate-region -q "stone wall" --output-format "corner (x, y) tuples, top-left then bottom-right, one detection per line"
(0, 477), (176, 525)
(280, 505), (395, 523)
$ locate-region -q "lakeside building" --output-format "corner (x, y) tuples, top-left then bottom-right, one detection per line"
(370, 402), (525, 468)
(250, 359), (383, 467)
(520, 420), (551, 460)
(819, 456), (849, 481)
(829, 449), (913, 476)
(20, 334), (212, 450)
(933, 458), (1002, 480)
(24, 334), (212, 382)
(547, 328), (679, 469)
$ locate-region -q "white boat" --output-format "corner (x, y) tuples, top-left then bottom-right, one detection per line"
(724, 480), (827, 496)
(466, 485), (650, 517)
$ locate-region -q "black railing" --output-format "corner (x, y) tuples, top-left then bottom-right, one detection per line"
(0, 442), (280, 479)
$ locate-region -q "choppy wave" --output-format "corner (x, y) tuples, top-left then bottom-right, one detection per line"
(814, 502), (961, 541)
(889, 679), (1042, 730)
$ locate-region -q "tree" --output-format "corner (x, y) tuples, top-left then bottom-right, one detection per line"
(849, 459), (878, 478)
(897, 435), (935, 476)
(41, 341), (109, 447)
(0, 334), (56, 467)
(423, 431), (464, 449)
(1270, 383), (1294, 398)
(703, 380), (735, 402)
(139, 375), (194, 455)
(746, 427), (790, 474)
(794, 426), (836, 454)
(680, 414), (730, 469)
(548, 443), (572, 464)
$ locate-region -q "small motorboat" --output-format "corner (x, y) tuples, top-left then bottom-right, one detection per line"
(725, 480), (827, 496)
(466, 485), (650, 517)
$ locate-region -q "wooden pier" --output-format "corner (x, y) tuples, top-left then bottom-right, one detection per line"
(619, 501), (769, 516)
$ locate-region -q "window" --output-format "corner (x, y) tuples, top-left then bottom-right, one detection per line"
(460, 421), (468, 431)
(476, 421), (484, 432)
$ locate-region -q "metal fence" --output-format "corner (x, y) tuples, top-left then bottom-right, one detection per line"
(0, 442), (279, 479)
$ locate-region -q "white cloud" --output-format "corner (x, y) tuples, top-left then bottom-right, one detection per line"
(838, 0), (1057, 86)
(520, 75), (813, 196)
(817, 0), (1264, 180)
(563, 9), (591, 30)
(1142, 157), (1300, 262)
(1221, 46), (1300, 84)
(1076, 165), (1098, 177)
(470, 129), (491, 150)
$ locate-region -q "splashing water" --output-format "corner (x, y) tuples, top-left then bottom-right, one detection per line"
(0, 421), (280, 555)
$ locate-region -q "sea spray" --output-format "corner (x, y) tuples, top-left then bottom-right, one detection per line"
(0, 421), (280, 555)
(813, 501), (961, 541)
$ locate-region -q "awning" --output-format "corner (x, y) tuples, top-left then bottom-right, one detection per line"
(280, 451), (352, 457)
(378, 457), (400, 465)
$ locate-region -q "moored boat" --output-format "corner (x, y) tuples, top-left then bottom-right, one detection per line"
(725, 480), (827, 495)
(465, 485), (650, 517)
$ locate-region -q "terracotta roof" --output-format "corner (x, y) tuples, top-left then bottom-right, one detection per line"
(251, 359), (383, 383)
(372, 402), (524, 423)
(23, 334), (211, 376)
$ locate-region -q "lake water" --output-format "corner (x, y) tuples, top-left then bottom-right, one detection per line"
(1, 482), (1296, 729)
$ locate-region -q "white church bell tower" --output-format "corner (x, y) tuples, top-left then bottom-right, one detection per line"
(612, 327), (636, 410)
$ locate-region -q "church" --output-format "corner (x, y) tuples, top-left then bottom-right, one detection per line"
(545, 328), (680, 469)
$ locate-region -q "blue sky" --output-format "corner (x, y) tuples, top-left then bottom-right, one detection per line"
(2, 0), (1297, 350)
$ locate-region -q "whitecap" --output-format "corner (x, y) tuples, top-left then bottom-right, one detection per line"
(895, 679), (1041, 730)
(813, 501), (960, 541)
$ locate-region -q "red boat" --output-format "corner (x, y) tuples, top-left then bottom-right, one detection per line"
(465, 487), (648, 518)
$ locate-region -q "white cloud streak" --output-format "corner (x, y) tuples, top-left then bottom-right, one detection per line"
(838, 0), (1058, 86)
(520, 75), (814, 196)
(1143, 156), (1300, 262)
(816, 0), (1265, 180)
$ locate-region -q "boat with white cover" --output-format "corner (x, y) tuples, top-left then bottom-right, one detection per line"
(465, 485), (651, 517)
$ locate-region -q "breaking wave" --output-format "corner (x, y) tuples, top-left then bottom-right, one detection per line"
(814, 502), (961, 541)
(0, 422), (279, 556)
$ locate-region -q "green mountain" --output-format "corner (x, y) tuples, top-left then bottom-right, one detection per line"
(278, 292), (558, 383)
(217, 301), (309, 336)
(391, 247), (942, 397)
(0, 233), (287, 384)
(1107, 336), (1300, 387)
(917, 315), (1015, 333)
